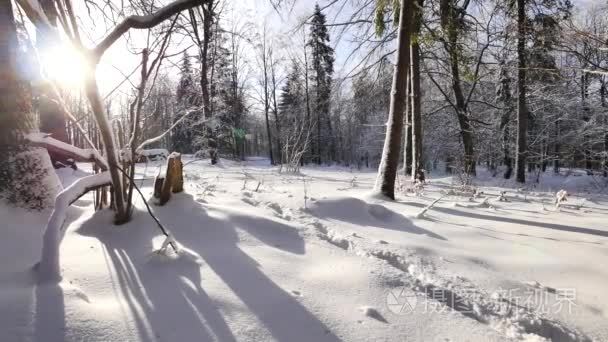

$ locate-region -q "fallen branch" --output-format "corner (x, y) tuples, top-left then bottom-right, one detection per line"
(415, 195), (445, 219)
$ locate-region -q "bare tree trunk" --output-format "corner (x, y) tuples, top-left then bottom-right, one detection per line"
(403, 73), (411, 176)
(441, 0), (475, 176)
(601, 77), (607, 176)
(84, 71), (128, 223)
(515, 0), (528, 183)
(502, 121), (513, 179)
(303, 29), (312, 165)
(0, 0), (58, 209)
(581, 73), (592, 170)
(410, 0), (424, 180)
(261, 30), (274, 165)
(192, 2), (218, 164)
(374, 0), (414, 200)
(126, 49), (149, 216)
(270, 52), (282, 164)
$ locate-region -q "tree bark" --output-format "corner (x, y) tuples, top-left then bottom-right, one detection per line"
(410, 0), (424, 180)
(126, 49), (149, 216)
(515, 0), (528, 183)
(84, 71), (128, 223)
(191, 2), (218, 164)
(270, 54), (282, 164)
(374, 0), (414, 200)
(261, 31), (274, 165)
(0, 0), (58, 209)
(403, 73), (412, 176)
(601, 77), (607, 176)
(441, 0), (475, 175)
(158, 153), (183, 205)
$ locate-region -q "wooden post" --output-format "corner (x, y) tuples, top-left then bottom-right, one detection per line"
(158, 152), (184, 205)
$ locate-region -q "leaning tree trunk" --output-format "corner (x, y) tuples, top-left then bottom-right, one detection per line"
(374, 0), (414, 200)
(0, 0), (59, 209)
(515, 0), (528, 183)
(84, 69), (128, 223)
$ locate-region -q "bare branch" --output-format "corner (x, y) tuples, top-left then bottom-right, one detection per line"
(93, 0), (206, 60)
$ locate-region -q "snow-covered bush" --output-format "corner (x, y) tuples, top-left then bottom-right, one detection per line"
(0, 145), (59, 210)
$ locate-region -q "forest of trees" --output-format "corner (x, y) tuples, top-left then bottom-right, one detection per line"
(2, 0), (608, 205)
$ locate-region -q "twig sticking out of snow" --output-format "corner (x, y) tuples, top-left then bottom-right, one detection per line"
(413, 180), (424, 196)
(158, 233), (180, 255)
(472, 188), (484, 200)
(302, 178), (309, 209)
(255, 180), (263, 192)
(115, 165), (178, 253)
(497, 191), (508, 202)
(555, 189), (568, 209)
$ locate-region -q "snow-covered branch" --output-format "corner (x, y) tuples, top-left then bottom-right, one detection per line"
(37, 172), (111, 281)
(25, 133), (108, 171)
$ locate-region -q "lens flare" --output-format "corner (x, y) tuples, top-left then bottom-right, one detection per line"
(41, 42), (87, 88)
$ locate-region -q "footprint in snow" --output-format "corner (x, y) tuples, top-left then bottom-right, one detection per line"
(359, 306), (388, 323)
(241, 197), (258, 206)
(266, 202), (283, 214)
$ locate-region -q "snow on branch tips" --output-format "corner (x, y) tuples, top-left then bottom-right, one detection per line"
(37, 172), (111, 282)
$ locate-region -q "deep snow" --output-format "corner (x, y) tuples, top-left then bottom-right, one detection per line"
(1, 157), (608, 341)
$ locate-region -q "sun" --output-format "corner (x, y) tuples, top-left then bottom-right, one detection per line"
(42, 42), (88, 88)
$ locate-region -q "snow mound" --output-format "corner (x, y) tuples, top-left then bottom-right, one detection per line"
(308, 197), (445, 240)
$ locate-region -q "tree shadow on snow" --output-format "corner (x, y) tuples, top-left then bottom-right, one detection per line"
(396, 201), (608, 239)
(34, 282), (65, 342)
(308, 197), (446, 240)
(78, 193), (340, 342)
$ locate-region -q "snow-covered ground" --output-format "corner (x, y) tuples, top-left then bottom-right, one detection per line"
(2, 157), (608, 341)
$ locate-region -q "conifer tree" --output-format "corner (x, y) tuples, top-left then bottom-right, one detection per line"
(173, 52), (196, 153)
(308, 4), (335, 164)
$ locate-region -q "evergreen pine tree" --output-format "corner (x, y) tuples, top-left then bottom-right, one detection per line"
(173, 52), (196, 153)
(308, 4), (335, 164)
